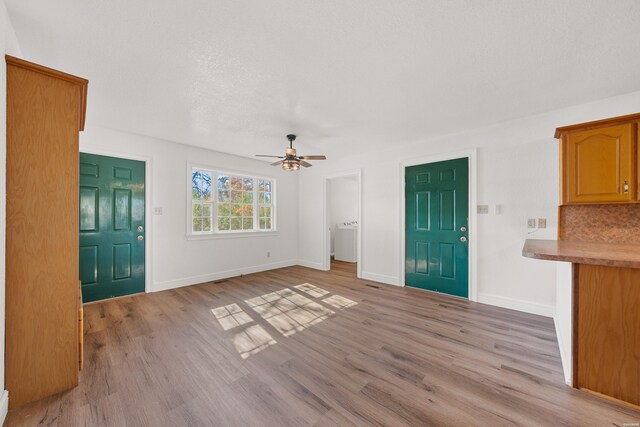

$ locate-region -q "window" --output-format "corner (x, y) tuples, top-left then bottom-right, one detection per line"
(190, 167), (275, 234)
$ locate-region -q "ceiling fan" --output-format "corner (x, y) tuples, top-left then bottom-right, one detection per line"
(256, 134), (326, 171)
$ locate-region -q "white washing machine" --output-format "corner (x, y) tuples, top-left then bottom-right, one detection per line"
(334, 225), (357, 262)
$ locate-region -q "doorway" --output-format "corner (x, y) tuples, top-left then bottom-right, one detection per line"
(79, 153), (146, 302)
(324, 170), (362, 278)
(404, 158), (469, 298)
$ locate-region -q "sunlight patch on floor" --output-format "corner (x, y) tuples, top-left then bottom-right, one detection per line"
(211, 303), (253, 331)
(323, 294), (358, 309)
(211, 284), (356, 359)
(247, 288), (334, 337)
(232, 324), (277, 359)
(294, 283), (330, 298)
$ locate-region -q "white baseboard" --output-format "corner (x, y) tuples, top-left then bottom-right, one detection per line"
(241, 259), (297, 275)
(554, 316), (573, 385)
(361, 271), (401, 286)
(296, 259), (325, 270)
(477, 293), (554, 318)
(152, 259), (297, 292)
(0, 390), (8, 425)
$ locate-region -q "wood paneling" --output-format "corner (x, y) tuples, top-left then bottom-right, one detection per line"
(6, 264), (640, 425)
(5, 55), (87, 408)
(577, 264), (640, 407)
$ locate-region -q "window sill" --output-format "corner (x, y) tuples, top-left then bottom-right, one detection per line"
(186, 231), (280, 241)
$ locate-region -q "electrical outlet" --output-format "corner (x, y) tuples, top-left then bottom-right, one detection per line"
(477, 205), (489, 214)
(154, 207), (163, 215)
(266, 251), (271, 258)
(495, 204), (504, 215)
(538, 218), (547, 229)
(527, 218), (536, 228)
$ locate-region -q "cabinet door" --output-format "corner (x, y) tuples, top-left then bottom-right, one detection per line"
(565, 124), (635, 203)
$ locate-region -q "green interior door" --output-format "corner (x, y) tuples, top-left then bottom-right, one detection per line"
(79, 153), (145, 303)
(405, 158), (469, 298)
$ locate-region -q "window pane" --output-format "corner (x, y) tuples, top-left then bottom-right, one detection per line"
(217, 175), (230, 190)
(202, 204), (211, 217)
(230, 217), (242, 230)
(258, 180), (265, 191)
(259, 193), (265, 203)
(193, 218), (203, 232)
(265, 218), (271, 230)
(231, 204), (242, 216)
(230, 176), (243, 190)
(193, 203), (203, 217)
(218, 190), (229, 202)
(218, 203), (230, 216)
(263, 181), (271, 192)
(218, 216), (230, 230)
(243, 204), (253, 216)
(202, 217), (212, 232)
(231, 191), (243, 203)
(260, 206), (271, 218)
(243, 178), (253, 192)
(192, 170), (212, 201)
(259, 218), (266, 229)
(243, 217), (253, 230)
(264, 192), (271, 203)
(243, 192), (253, 203)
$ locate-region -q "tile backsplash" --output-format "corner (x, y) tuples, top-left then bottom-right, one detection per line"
(559, 204), (640, 244)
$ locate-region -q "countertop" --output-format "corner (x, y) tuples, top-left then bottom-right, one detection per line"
(522, 239), (640, 269)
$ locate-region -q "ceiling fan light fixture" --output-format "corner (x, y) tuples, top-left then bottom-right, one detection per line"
(282, 159), (300, 171)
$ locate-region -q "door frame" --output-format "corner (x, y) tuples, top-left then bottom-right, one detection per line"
(323, 169), (362, 278)
(79, 147), (153, 295)
(399, 149), (478, 301)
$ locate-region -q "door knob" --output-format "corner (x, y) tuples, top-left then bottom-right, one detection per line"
(460, 226), (467, 232)
(137, 225), (144, 232)
(460, 236), (467, 243)
(137, 235), (144, 241)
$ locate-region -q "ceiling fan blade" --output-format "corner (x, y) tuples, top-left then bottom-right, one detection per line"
(298, 155), (326, 160)
(256, 155), (284, 158)
(299, 160), (312, 168)
(270, 160), (284, 166)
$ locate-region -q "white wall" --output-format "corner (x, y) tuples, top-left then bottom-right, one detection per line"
(298, 89), (640, 316)
(80, 126), (298, 292)
(327, 176), (358, 254)
(0, 0), (20, 418)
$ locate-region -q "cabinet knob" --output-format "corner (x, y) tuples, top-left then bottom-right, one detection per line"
(624, 181), (629, 194)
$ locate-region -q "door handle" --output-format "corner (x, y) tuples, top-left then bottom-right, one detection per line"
(460, 236), (467, 243)
(137, 225), (144, 232)
(460, 226), (467, 232)
(137, 235), (144, 241)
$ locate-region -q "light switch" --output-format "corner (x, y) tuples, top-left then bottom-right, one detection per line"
(527, 218), (536, 228)
(538, 218), (547, 229)
(477, 205), (489, 214)
(495, 204), (504, 215)
(154, 207), (163, 215)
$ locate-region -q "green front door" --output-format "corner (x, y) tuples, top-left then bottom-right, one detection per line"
(79, 153), (145, 302)
(405, 158), (469, 298)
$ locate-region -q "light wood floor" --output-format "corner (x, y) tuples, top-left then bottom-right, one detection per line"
(6, 262), (640, 426)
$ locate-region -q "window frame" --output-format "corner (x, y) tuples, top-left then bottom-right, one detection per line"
(187, 163), (277, 239)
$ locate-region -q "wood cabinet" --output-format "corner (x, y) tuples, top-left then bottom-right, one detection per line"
(575, 264), (640, 408)
(556, 113), (640, 205)
(5, 55), (87, 408)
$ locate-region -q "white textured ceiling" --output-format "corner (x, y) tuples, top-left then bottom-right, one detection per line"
(7, 1), (640, 159)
